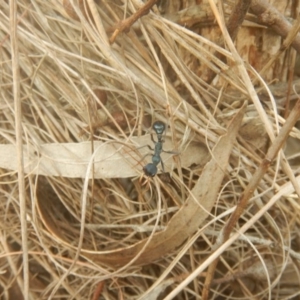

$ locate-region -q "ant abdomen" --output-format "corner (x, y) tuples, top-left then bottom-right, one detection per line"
(143, 163), (157, 177)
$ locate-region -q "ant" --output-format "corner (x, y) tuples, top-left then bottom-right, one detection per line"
(143, 121), (169, 177)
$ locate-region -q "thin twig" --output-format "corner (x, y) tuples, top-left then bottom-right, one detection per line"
(227, 0), (252, 41)
(206, 0), (251, 83)
(91, 281), (105, 300)
(223, 98), (300, 240)
(108, 0), (158, 44)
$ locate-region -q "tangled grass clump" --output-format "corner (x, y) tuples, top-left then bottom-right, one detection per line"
(1, 0), (300, 299)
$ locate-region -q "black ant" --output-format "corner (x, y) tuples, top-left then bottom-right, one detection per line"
(143, 121), (169, 177)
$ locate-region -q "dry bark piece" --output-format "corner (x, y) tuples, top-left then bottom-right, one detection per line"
(163, 4), (213, 28)
(94, 89), (108, 107)
(250, 0), (300, 53)
(108, 111), (127, 129)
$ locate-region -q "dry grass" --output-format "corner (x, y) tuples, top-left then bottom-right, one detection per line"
(1, 0), (300, 299)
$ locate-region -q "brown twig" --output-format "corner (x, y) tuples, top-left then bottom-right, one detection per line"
(108, 0), (158, 44)
(250, 0), (300, 53)
(223, 99), (300, 240)
(91, 281), (105, 300)
(206, 0), (251, 83)
(227, 0), (252, 41)
(202, 97), (300, 299)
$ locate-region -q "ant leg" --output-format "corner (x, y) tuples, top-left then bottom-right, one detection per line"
(136, 144), (153, 151)
(147, 145), (154, 151)
(138, 152), (152, 164)
(160, 158), (165, 173)
(162, 150), (180, 155)
(143, 163), (157, 177)
(150, 133), (157, 144)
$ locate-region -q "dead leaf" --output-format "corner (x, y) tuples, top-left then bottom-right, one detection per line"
(0, 136), (208, 178)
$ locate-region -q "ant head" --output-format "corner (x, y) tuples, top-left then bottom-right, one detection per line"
(143, 163), (157, 177)
(152, 121), (165, 135)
